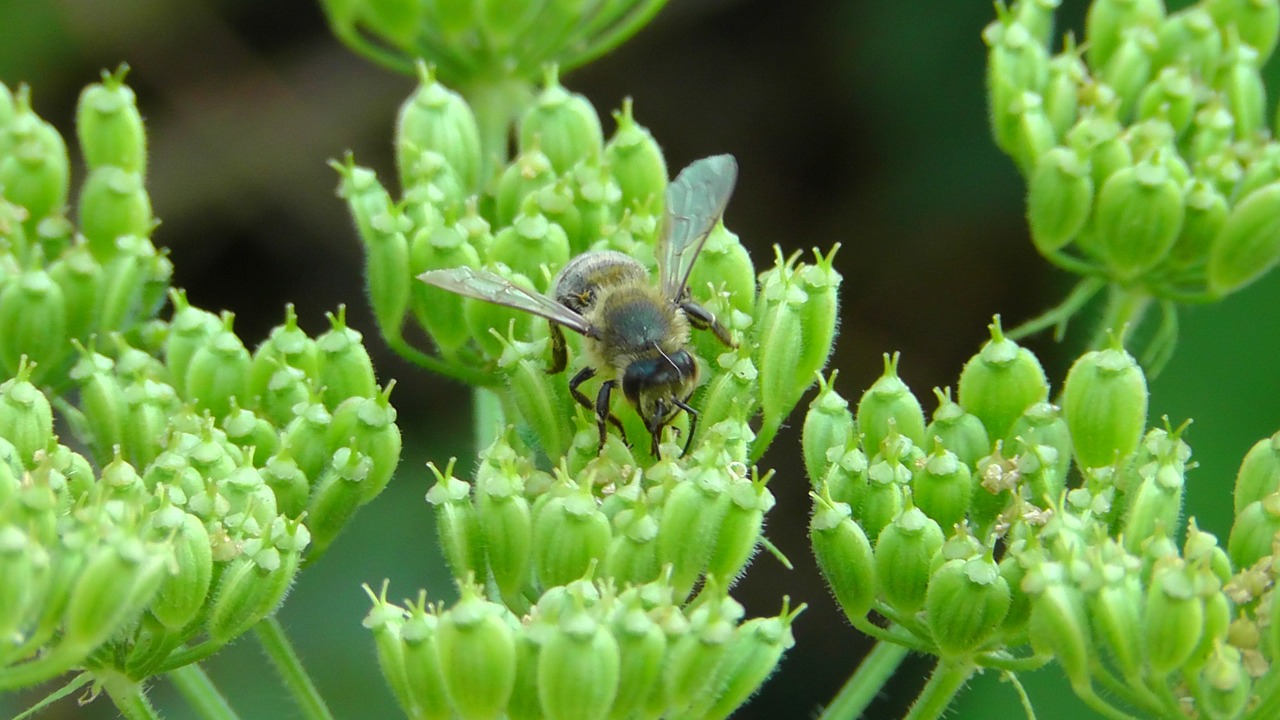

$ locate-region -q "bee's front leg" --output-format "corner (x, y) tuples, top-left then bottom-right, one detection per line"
(682, 300), (736, 348)
(571, 367), (627, 450)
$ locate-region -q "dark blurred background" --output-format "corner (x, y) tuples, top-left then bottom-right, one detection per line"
(2, 0), (1278, 718)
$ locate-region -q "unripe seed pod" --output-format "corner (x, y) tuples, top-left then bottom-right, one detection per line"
(1143, 562), (1204, 676)
(261, 449), (310, 519)
(1093, 156), (1185, 280)
(707, 470), (774, 587)
(519, 66), (603, 175)
(1085, 0), (1165, 71)
(656, 467), (733, 599)
(495, 144), (556, 229)
(410, 224), (482, 358)
(334, 160), (413, 342)
(1233, 432), (1280, 516)
(488, 194), (571, 293)
(1024, 563), (1092, 688)
(1009, 91), (1057, 174)
(1208, 0), (1280, 63)
(78, 165), (152, 262)
(926, 555), (1010, 657)
(402, 151), (466, 217)
(148, 506), (213, 631)
(1190, 99), (1236, 165)
(1042, 46), (1085, 140)
(803, 371), (853, 486)
(436, 582), (518, 720)
(76, 65), (146, 174)
(0, 363), (54, 468)
(1227, 494), (1280, 569)
(396, 63), (482, 193)
(530, 178), (581, 253)
(398, 600), (452, 720)
(605, 505), (660, 587)
(663, 595), (739, 714)
(426, 459), (485, 583)
(1208, 182), (1280, 296)
(1153, 7), (1221, 79)
(534, 474), (610, 589)
(247, 304), (319, 404)
(874, 506), (945, 614)
(608, 595), (666, 720)
(696, 601), (801, 720)
(913, 447), (973, 534)
(1137, 65), (1195, 136)
(1215, 45), (1266, 138)
(306, 446), (374, 558)
(0, 92), (70, 226)
(1165, 178), (1227, 270)
(475, 460), (532, 609)
(696, 348), (760, 447)
(1122, 458), (1185, 555)
(121, 379), (179, 469)
(985, 18), (1050, 155)
(69, 346), (124, 461)
(0, 268), (68, 384)
(1086, 561), (1143, 679)
(605, 98), (667, 214)
(464, 264), (538, 360)
(1062, 342), (1148, 470)
(184, 313), (251, 419)
(957, 318), (1048, 444)
(857, 352), (926, 458)
(1099, 27), (1156, 120)
(507, 632), (541, 720)
(208, 534), (304, 644)
(1197, 643), (1252, 720)
(326, 383), (402, 503)
(1027, 146), (1093, 255)
(569, 160), (622, 251)
(63, 537), (167, 655)
(926, 387), (991, 469)
(315, 306), (379, 408)
(537, 604), (620, 720)
(858, 445), (912, 540)
(362, 589), (414, 718)
(165, 289), (221, 397)
(48, 241), (103, 343)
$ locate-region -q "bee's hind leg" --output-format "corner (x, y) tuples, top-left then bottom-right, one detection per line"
(682, 300), (736, 348)
(570, 367), (627, 450)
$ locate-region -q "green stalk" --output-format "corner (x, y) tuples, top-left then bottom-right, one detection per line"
(473, 386), (506, 455)
(902, 658), (977, 720)
(253, 616), (336, 720)
(1088, 284), (1152, 352)
(168, 663), (241, 720)
(816, 640), (910, 720)
(11, 671), (93, 720)
(458, 77), (536, 185)
(100, 669), (161, 720)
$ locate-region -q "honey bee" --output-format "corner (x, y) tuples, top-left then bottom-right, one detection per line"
(420, 154), (739, 457)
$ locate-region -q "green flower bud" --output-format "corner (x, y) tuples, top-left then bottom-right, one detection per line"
(1143, 561), (1204, 675)
(164, 289), (221, 397)
(148, 506), (213, 631)
(410, 223), (482, 358)
(656, 467), (732, 599)
(0, 268), (68, 384)
(925, 387), (991, 469)
(663, 594), (740, 715)
(306, 445), (375, 558)
(569, 160), (621, 252)
(464, 264), (539, 360)
(519, 66), (603, 175)
(1026, 145), (1094, 255)
(607, 594), (666, 720)
(1208, 0), (1280, 62)
(475, 458), (533, 608)
(436, 581), (518, 720)
(1024, 562), (1092, 688)
(1216, 44), (1267, 138)
(802, 371), (853, 486)
(913, 447), (973, 534)
(63, 537), (167, 656)
(1153, 7), (1221, 79)
(1196, 643), (1252, 720)
(957, 318), (1048, 444)
(426, 459), (486, 583)
(874, 506), (945, 614)
(1093, 154), (1184, 280)
(1227, 494), (1280, 569)
(538, 601), (620, 720)
(1085, 0), (1165, 71)
(1062, 342), (1148, 470)
(1208, 181), (1280, 296)
(857, 352), (926, 458)
(495, 143), (556, 229)
(396, 63), (482, 193)
(488, 195), (571, 293)
(262, 449), (310, 519)
(208, 521), (307, 643)
(327, 384), (402, 503)
(48, 241), (103, 343)
(0, 90), (70, 226)
(0, 363), (54, 469)
(1099, 27), (1156, 119)
(985, 17), (1050, 154)
(77, 166), (152, 262)
(1233, 432), (1280, 516)
(184, 312), (251, 419)
(315, 306), (379, 408)
(534, 471), (610, 589)
(1165, 178), (1227, 270)
(605, 98), (667, 214)
(707, 469), (774, 587)
(926, 555), (1010, 657)
(76, 65), (146, 174)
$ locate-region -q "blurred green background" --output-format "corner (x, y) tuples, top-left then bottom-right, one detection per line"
(1, 0), (1278, 717)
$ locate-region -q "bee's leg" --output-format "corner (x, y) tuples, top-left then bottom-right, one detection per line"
(594, 379), (627, 452)
(673, 397), (698, 456)
(570, 367), (628, 447)
(568, 366), (596, 409)
(548, 322), (568, 375)
(681, 300), (736, 348)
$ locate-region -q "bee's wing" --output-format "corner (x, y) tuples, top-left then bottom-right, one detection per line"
(657, 154), (738, 300)
(419, 267), (595, 337)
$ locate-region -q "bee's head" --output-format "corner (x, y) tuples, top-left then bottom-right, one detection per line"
(622, 348), (699, 456)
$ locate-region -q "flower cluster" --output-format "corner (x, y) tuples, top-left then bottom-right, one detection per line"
(988, 0), (1280, 368)
(0, 71), (402, 700)
(809, 318), (1280, 719)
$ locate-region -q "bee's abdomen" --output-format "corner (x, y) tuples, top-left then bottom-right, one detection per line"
(553, 251), (647, 313)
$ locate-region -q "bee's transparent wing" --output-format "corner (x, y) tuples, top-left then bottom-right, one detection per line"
(419, 267), (594, 336)
(657, 154), (738, 300)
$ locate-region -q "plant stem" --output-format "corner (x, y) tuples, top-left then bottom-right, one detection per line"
(458, 77), (535, 187)
(817, 640), (910, 720)
(11, 671), (93, 720)
(903, 658), (976, 720)
(254, 616), (336, 720)
(474, 386), (506, 455)
(1089, 284), (1151, 352)
(100, 669), (161, 720)
(168, 663), (241, 720)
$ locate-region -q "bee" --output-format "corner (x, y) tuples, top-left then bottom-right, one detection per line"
(420, 154), (739, 457)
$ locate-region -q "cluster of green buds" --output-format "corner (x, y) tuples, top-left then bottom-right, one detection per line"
(987, 0), (1280, 369)
(1, 69), (171, 388)
(318, 0), (668, 91)
(366, 420), (801, 720)
(340, 64), (841, 463)
(808, 317), (1280, 718)
(0, 72), (402, 704)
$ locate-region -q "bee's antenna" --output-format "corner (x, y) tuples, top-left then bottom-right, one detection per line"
(654, 343), (681, 376)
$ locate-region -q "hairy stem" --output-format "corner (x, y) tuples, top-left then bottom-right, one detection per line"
(817, 640), (910, 720)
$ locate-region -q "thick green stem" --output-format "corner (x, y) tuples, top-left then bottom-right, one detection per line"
(902, 658), (976, 720)
(473, 386), (506, 455)
(168, 663), (241, 720)
(458, 78), (535, 186)
(253, 616), (336, 720)
(100, 670), (161, 720)
(1089, 284), (1151, 352)
(816, 640), (910, 720)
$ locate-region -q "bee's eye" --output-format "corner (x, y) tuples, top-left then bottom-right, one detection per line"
(622, 350), (695, 404)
